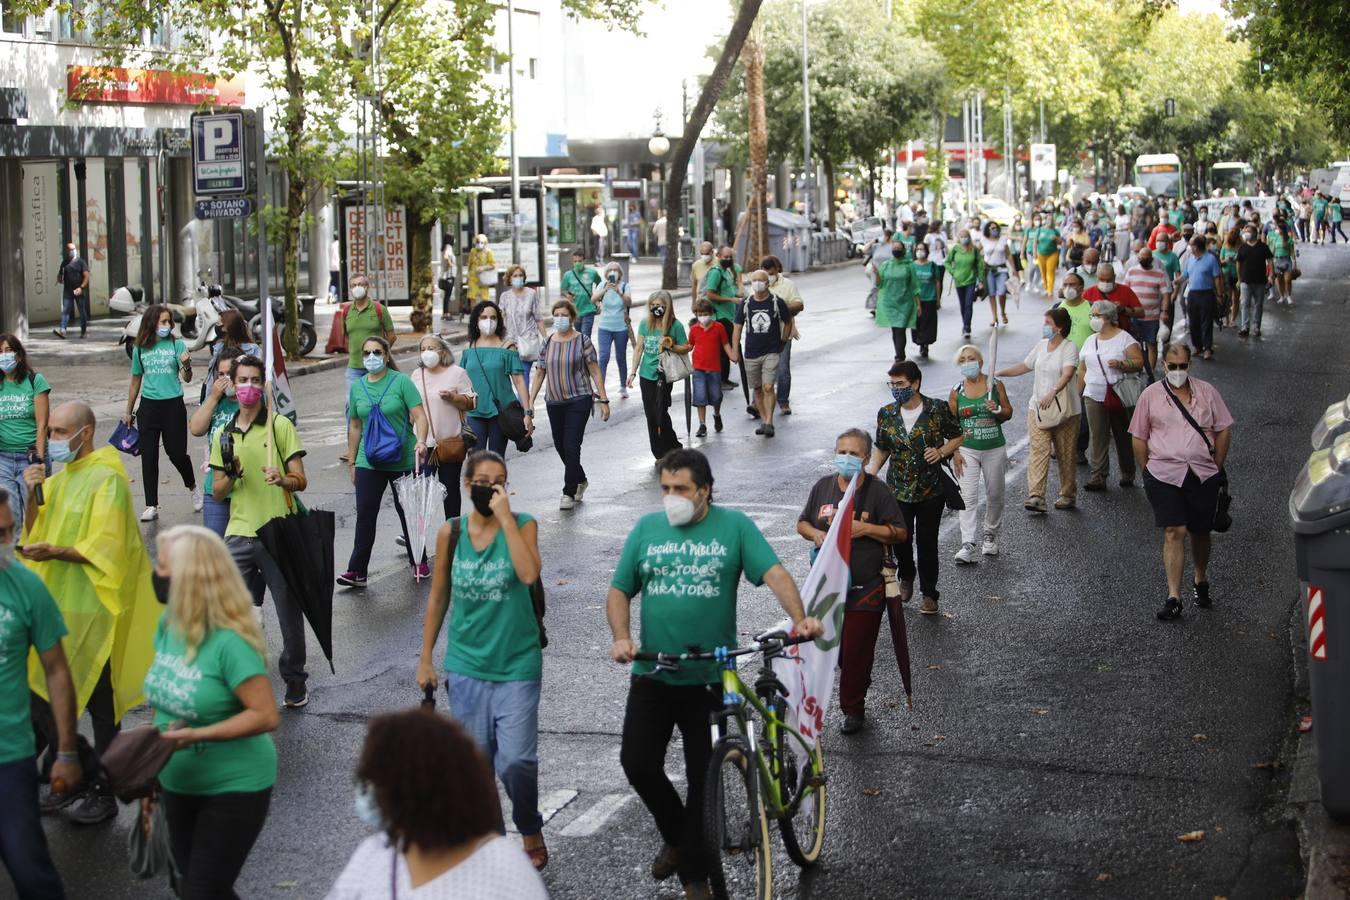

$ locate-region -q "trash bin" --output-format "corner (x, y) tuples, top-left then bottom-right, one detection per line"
(1311, 391), (1350, 451)
(1290, 430), (1350, 822)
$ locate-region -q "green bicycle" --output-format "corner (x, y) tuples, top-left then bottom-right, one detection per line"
(636, 630), (827, 900)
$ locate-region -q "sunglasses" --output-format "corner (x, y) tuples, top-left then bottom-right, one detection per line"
(1165, 362), (1190, 371)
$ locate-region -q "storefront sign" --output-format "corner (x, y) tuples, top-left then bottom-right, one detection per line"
(195, 197), (254, 219)
(343, 204), (410, 302)
(21, 162), (64, 324)
(67, 66), (245, 107)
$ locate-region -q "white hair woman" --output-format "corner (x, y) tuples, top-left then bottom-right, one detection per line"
(413, 334), (477, 520)
(141, 525), (279, 898)
(947, 344), (1012, 563)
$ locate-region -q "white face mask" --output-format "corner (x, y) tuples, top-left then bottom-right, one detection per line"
(0, 542), (13, 571)
(350, 285), (368, 300)
(1089, 317), (1105, 333)
(1063, 287), (1080, 301)
(697, 315), (712, 326)
(1166, 369), (1190, 388)
(478, 317), (497, 334)
(750, 280), (768, 294)
(701, 253), (712, 262)
(663, 494), (697, 527)
(420, 350), (441, 368)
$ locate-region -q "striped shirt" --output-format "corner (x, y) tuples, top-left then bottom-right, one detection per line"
(1123, 263), (1170, 321)
(534, 332), (597, 403)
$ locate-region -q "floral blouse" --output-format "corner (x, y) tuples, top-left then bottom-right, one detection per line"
(875, 396), (963, 503)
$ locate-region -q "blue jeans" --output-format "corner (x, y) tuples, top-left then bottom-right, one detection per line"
(0, 756), (66, 899)
(626, 229), (639, 257)
(577, 313), (595, 340)
(776, 339), (793, 406)
(344, 367), (363, 420)
(0, 450), (32, 534)
(467, 415), (508, 456)
(547, 395), (591, 497)
(691, 370), (722, 409)
(60, 291), (88, 334)
(447, 674), (543, 835)
(955, 283), (978, 334)
(596, 328), (628, 384)
(202, 494), (231, 537)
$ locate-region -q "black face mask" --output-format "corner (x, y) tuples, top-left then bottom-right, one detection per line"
(469, 484), (496, 517)
(152, 573), (172, 605)
(891, 248), (905, 259)
(719, 258), (733, 269)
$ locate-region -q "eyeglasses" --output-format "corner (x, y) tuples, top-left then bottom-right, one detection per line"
(1165, 362), (1190, 371)
(886, 382), (910, 389)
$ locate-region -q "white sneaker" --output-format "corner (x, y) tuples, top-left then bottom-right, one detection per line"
(954, 542), (977, 565)
(252, 605), (264, 628)
(139, 506), (159, 522)
(982, 538), (999, 557)
(192, 486), (204, 512)
(559, 494), (576, 510)
(575, 480), (589, 501)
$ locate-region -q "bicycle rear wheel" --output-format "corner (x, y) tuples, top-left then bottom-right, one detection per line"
(779, 739), (827, 866)
(704, 738), (772, 900)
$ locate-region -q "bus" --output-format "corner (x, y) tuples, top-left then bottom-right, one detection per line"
(1210, 161), (1255, 195)
(1133, 153), (1184, 199)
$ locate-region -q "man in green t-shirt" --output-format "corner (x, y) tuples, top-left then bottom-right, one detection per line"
(209, 356), (310, 709)
(703, 246), (743, 388)
(0, 487), (81, 898)
(342, 274), (395, 425)
(559, 248), (601, 339)
(607, 449), (822, 892)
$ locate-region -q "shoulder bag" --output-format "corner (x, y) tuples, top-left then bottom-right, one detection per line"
(419, 369), (475, 464)
(1161, 383), (1232, 532)
(469, 347), (528, 442)
(100, 724), (178, 801)
(1033, 345), (1073, 429)
(1092, 337), (1130, 414)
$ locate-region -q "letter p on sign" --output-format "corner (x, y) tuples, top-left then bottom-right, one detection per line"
(203, 121), (232, 160)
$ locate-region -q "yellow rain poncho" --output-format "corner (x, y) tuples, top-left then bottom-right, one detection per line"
(27, 446), (158, 719)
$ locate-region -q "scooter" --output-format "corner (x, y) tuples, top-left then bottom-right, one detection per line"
(112, 286), (201, 358)
(248, 296), (317, 357)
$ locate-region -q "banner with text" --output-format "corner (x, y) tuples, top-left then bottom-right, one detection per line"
(342, 204), (410, 302)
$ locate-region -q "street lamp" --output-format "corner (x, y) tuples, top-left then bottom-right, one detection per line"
(649, 110), (670, 225)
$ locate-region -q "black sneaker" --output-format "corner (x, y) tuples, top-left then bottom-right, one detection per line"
(763, 424), (775, 438)
(1156, 597), (1183, 621)
(65, 791), (117, 826)
(754, 424), (766, 435)
(1194, 582), (1212, 608)
(746, 405), (760, 419)
(284, 680), (309, 708)
(721, 379), (738, 389)
(395, 534), (408, 548)
(40, 783), (86, 815)
(713, 414), (723, 433)
(695, 424), (707, 437)
(651, 843), (680, 881)
(841, 714), (865, 735)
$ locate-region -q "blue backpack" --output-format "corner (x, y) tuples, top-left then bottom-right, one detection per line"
(360, 377), (406, 465)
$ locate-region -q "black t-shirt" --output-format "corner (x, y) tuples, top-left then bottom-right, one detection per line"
(735, 295), (792, 359)
(1236, 241), (1273, 284)
(798, 474), (902, 595)
(59, 256), (89, 293)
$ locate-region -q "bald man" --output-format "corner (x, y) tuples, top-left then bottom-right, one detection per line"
(22, 402), (157, 825)
(690, 241), (716, 314)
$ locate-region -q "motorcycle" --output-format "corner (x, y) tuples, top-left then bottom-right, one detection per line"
(248, 296), (317, 358)
(112, 285), (201, 358)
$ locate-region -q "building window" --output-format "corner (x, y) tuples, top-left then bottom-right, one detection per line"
(2, 0), (26, 35)
(57, 0), (89, 42)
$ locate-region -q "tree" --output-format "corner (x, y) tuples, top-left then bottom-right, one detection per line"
(744, 18), (769, 262)
(661, 0), (767, 290)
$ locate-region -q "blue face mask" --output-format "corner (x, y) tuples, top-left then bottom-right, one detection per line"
(834, 453), (863, 479)
(0, 353), (16, 373)
(48, 428), (86, 464)
(959, 361), (982, 379)
(156, 325), (172, 339)
(353, 783), (383, 828)
(1043, 325), (1055, 339)
(890, 386), (914, 404)
(363, 353), (386, 374)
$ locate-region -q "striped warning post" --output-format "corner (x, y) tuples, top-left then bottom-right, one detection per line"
(1308, 585), (1327, 661)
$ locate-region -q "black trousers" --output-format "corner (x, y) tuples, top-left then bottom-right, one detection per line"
(639, 376), (682, 460)
(137, 396), (196, 506)
(890, 327), (907, 360)
(718, 319), (734, 382)
(896, 494), (945, 602)
(1187, 289), (1217, 353)
(620, 677), (720, 884)
(163, 788), (271, 899)
(32, 662), (118, 786)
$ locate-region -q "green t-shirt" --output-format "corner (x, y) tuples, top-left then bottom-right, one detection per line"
(443, 513), (542, 682)
(1061, 300), (1094, 350)
(461, 346), (524, 419)
(1155, 250), (1181, 282)
(611, 506), (780, 686)
(0, 372), (51, 452)
(209, 409), (305, 537)
(637, 319), (688, 382)
(955, 383), (1006, 450)
(1312, 199), (1327, 221)
(560, 267), (601, 317)
(703, 264), (743, 321)
(1034, 226), (1059, 257)
(346, 370), (423, 471)
(1168, 209), (1185, 229)
(1267, 231), (1291, 258)
(344, 302), (395, 371)
(1332, 202), (1343, 223)
(131, 338), (187, 401)
(0, 561), (66, 764)
(913, 261), (937, 302)
(202, 397), (240, 494)
(143, 618), (277, 795)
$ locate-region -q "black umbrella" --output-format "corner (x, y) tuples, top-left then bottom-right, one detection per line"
(256, 504), (337, 674)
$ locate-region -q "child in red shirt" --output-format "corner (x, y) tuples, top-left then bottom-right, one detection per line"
(688, 299), (733, 436)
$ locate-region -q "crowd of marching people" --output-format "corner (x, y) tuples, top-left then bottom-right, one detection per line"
(3, 175), (1339, 900)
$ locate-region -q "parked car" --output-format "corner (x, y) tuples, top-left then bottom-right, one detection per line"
(975, 195), (1018, 228)
(845, 216), (886, 257)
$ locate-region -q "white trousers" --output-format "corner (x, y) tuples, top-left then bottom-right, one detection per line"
(957, 444), (1008, 544)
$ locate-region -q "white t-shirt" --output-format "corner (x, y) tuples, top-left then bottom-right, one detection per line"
(924, 232), (947, 266)
(899, 402), (922, 432)
(1114, 213), (1131, 231)
(981, 236), (1009, 266)
(1080, 331), (1135, 403)
(326, 835), (548, 900)
(412, 365), (476, 440)
(1024, 338), (1081, 415)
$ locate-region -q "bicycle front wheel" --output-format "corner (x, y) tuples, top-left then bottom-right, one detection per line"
(779, 740), (827, 867)
(704, 738), (772, 900)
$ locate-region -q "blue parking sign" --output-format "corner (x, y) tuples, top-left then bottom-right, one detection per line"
(191, 111), (252, 195)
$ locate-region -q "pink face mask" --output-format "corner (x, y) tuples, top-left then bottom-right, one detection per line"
(236, 385), (263, 407)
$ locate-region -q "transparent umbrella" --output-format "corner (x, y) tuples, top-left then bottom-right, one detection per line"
(394, 469), (447, 570)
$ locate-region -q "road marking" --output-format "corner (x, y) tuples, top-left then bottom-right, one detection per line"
(505, 788), (578, 833)
(560, 792), (634, 837)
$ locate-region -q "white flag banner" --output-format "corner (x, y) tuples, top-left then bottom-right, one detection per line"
(772, 472), (859, 768)
(269, 329), (298, 424)
(986, 327), (1000, 401)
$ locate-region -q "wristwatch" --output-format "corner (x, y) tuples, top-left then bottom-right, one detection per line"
(523, 410), (534, 417)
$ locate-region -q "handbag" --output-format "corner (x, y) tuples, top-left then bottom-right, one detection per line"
(1034, 391), (1071, 429)
(1092, 337), (1132, 414)
(100, 724), (177, 801)
(1162, 382), (1232, 533)
(420, 370), (474, 464)
(469, 347), (529, 442)
(660, 347), (693, 382)
(109, 419), (142, 456)
(938, 458), (966, 511)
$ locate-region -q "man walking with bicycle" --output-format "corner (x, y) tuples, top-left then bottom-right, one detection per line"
(607, 449), (822, 899)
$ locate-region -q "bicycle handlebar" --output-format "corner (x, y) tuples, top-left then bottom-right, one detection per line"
(632, 631), (812, 670)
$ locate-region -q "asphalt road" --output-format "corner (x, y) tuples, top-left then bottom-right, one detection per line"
(31, 245), (1350, 900)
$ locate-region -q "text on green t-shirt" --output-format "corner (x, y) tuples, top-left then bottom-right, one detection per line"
(132, 338), (187, 401)
(0, 372), (51, 452)
(637, 319), (687, 382)
(0, 562), (66, 765)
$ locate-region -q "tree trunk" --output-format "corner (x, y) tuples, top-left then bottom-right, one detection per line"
(282, 175), (304, 359)
(823, 156), (836, 231)
(661, 0), (765, 290)
(745, 20), (769, 264)
(408, 213), (434, 332)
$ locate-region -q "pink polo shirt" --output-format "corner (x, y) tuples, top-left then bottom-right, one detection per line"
(1129, 378), (1233, 486)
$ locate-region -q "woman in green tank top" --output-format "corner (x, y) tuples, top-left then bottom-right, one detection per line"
(948, 344), (1012, 565)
